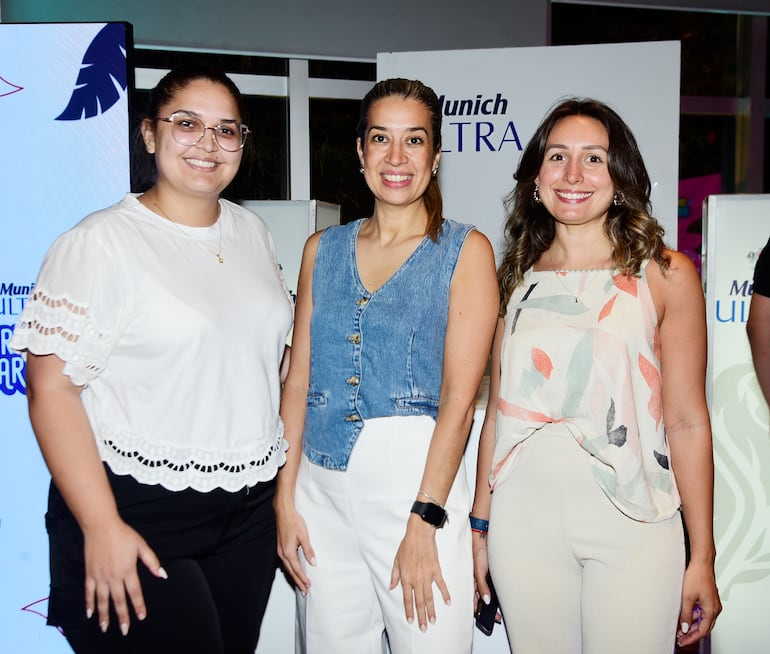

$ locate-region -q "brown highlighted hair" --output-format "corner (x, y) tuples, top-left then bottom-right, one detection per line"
(498, 97), (670, 311)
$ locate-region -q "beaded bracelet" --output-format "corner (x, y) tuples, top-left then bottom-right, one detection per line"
(469, 514), (489, 534)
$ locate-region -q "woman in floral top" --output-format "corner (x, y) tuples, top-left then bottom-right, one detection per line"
(470, 98), (721, 654)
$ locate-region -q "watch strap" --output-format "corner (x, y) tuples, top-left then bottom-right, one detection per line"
(411, 500), (448, 528)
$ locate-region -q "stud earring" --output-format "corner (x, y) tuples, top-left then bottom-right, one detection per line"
(359, 167), (365, 174)
(432, 168), (438, 177)
(613, 191), (626, 206)
(533, 185), (542, 204)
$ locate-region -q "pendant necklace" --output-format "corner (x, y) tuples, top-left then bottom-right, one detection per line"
(548, 250), (611, 303)
(151, 196), (224, 264)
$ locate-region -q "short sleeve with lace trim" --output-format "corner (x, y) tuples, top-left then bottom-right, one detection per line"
(10, 224), (125, 387)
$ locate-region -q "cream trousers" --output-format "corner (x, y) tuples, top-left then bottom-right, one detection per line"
(488, 423), (685, 654)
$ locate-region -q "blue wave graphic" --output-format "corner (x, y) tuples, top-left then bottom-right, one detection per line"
(56, 23), (127, 121)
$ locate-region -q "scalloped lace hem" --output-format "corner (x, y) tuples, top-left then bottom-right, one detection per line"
(11, 291), (112, 385)
(98, 431), (288, 492)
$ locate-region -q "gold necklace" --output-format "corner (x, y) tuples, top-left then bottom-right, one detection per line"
(151, 197), (224, 264)
(547, 250), (611, 303)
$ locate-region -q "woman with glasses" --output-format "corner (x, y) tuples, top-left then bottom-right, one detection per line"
(10, 65), (292, 653)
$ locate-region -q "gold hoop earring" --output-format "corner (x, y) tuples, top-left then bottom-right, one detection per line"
(533, 185), (542, 204)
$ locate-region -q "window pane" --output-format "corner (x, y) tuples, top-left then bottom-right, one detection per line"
(551, 4), (739, 97)
(310, 98), (373, 224)
(679, 114), (735, 189)
(231, 94), (287, 200)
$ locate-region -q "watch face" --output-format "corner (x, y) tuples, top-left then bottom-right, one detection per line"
(412, 501), (447, 528)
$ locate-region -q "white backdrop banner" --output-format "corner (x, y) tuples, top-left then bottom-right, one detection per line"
(378, 41), (681, 256)
(0, 22), (131, 652)
(703, 195), (770, 654)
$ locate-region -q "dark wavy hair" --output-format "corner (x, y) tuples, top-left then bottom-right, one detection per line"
(131, 65), (246, 192)
(498, 97), (671, 311)
(356, 78), (444, 241)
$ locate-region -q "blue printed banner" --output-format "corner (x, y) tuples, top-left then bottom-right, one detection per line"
(0, 22), (131, 651)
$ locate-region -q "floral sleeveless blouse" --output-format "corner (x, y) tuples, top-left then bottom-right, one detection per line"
(491, 263), (680, 522)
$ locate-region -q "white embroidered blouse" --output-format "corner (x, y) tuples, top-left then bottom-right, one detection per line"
(11, 194), (293, 492)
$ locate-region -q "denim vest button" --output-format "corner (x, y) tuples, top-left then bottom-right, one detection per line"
(348, 333), (361, 344)
(356, 297), (368, 306)
(346, 376), (360, 386)
(344, 413), (361, 422)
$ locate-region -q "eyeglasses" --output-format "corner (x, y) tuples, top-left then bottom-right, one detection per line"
(156, 112), (250, 152)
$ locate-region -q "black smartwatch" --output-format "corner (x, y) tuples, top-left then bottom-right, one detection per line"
(411, 500), (448, 528)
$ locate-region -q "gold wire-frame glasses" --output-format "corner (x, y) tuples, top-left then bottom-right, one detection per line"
(156, 112), (250, 152)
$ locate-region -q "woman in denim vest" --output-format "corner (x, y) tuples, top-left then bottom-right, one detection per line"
(275, 78), (498, 654)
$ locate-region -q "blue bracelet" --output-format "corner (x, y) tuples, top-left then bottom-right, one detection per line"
(469, 515), (489, 533)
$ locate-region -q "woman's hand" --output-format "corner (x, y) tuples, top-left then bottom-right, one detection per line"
(472, 530), (491, 606)
(82, 517), (165, 635)
(675, 559), (722, 648)
(275, 502), (315, 596)
(389, 514), (449, 631)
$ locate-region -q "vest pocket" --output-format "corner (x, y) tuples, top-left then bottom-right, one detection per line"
(306, 391), (327, 408)
(394, 394), (440, 414)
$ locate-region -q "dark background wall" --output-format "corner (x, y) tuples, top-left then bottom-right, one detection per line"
(3, 1), (770, 59)
(0, 0), (547, 57)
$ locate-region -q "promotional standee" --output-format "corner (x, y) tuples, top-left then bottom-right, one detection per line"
(703, 195), (770, 654)
(0, 22), (132, 652)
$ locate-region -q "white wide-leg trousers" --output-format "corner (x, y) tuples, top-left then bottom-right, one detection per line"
(295, 415), (474, 654)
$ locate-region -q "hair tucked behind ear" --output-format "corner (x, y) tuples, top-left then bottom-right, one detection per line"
(357, 78), (444, 241)
(497, 97), (671, 313)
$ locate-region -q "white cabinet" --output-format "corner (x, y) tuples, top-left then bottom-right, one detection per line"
(241, 200), (340, 298)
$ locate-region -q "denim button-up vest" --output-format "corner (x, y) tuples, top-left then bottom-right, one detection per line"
(303, 218), (474, 470)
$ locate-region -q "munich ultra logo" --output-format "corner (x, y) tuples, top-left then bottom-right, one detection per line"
(438, 92), (522, 153)
(1, 282), (31, 396)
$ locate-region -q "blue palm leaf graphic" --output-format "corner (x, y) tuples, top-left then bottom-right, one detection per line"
(56, 23), (127, 120)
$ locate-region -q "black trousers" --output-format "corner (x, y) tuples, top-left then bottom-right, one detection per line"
(46, 465), (278, 654)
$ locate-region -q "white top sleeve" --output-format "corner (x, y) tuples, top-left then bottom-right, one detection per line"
(11, 227), (126, 387)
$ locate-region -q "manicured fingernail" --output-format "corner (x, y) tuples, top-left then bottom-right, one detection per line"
(430, 616), (436, 625)
(158, 566), (168, 579)
(100, 621), (108, 633)
(137, 610), (147, 621)
(308, 556), (317, 566)
(407, 616), (413, 624)
(681, 622), (690, 634)
(420, 623), (427, 633)
(120, 623), (129, 636)
(482, 594), (491, 605)
(86, 607), (93, 619)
